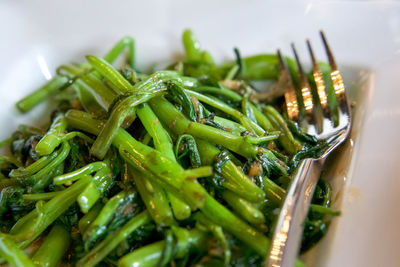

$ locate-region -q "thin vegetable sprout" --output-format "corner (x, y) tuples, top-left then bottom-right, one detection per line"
(0, 30), (340, 266)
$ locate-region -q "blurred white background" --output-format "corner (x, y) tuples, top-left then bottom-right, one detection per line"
(0, 1), (399, 266)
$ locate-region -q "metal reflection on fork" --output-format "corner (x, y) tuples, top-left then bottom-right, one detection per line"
(265, 31), (352, 267)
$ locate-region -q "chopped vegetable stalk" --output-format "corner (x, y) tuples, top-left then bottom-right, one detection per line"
(222, 190), (266, 226)
(77, 211), (151, 267)
(0, 233), (35, 267)
(31, 224), (70, 267)
(129, 168), (174, 226)
(196, 139), (265, 202)
(118, 228), (207, 267)
(35, 113), (67, 156)
(16, 75), (69, 113)
(11, 176), (91, 247)
(149, 96), (261, 158)
(137, 103), (191, 219)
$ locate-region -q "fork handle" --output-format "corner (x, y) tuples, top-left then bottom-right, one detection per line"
(266, 158), (324, 267)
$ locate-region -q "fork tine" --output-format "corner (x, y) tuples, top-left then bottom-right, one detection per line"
(290, 43), (318, 132)
(290, 44), (313, 115)
(277, 49), (299, 121)
(305, 39), (331, 134)
(319, 31), (350, 116)
(306, 39), (330, 117)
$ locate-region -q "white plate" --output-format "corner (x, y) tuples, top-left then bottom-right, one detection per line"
(1, 1), (399, 266)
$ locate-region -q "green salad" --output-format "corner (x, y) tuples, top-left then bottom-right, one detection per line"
(0, 30), (339, 267)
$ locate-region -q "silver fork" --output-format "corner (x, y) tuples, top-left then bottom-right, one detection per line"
(266, 31), (351, 267)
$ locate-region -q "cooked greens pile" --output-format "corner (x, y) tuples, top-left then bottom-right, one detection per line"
(0, 30), (339, 267)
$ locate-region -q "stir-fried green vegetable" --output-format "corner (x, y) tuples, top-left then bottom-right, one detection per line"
(0, 30), (340, 266)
